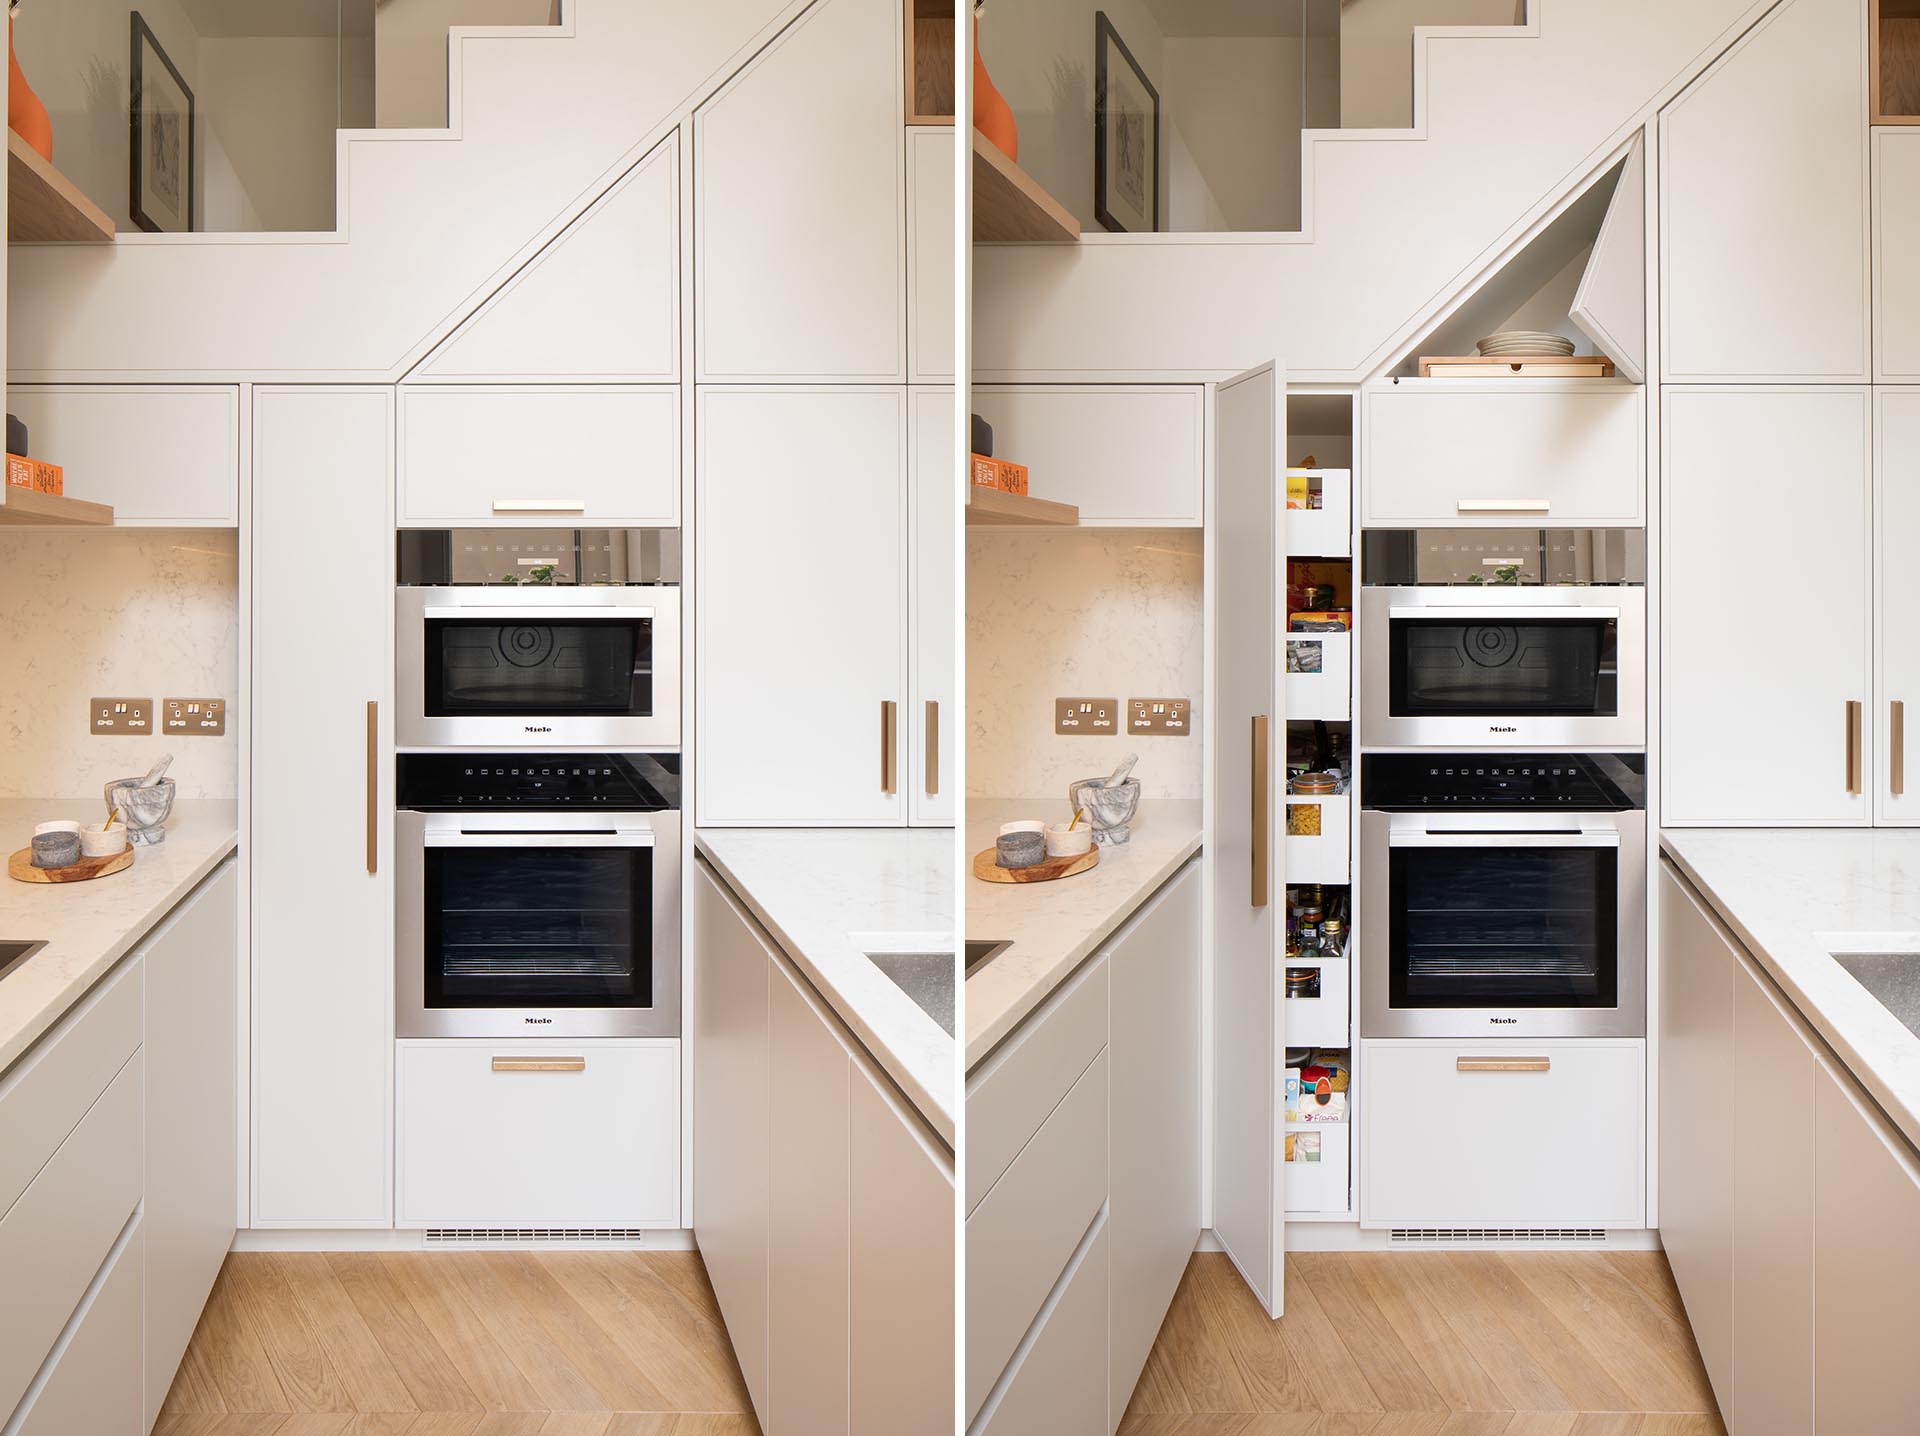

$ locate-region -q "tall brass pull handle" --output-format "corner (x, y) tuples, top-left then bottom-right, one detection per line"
(881, 700), (898, 795)
(366, 700), (378, 875)
(1847, 700), (1863, 795)
(1894, 700), (1905, 798)
(1457, 1056), (1551, 1073)
(1251, 714), (1270, 909)
(925, 700), (939, 797)
(491, 1056), (586, 1073)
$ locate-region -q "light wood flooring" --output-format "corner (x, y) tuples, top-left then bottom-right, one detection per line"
(1118, 1252), (1725, 1436)
(154, 1250), (758, 1436)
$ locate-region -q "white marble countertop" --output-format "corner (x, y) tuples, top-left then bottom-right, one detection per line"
(1661, 828), (1920, 1152)
(694, 828), (955, 1146)
(0, 799), (239, 1075)
(966, 797), (1203, 1072)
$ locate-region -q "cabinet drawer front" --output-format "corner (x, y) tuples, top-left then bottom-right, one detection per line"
(13, 1214), (143, 1436)
(1363, 383), (1643, 526)
(397, 1041), (679, 1228)
(965, 1049), (1109, 1421)
(970, 386), (1204, 524)
(0, 1053), (143, 1419)
(0, 957), (141, 1221)
(1361, 1040), (1645, 1229)
(399, 386), (680, 527)
(6, 385), (240, 525)
(977, 1217), (1110, 1436)
(966, 954), (1109, 1213)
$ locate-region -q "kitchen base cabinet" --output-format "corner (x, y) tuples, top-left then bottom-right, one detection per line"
(972, 1216), (1110, 1436)
(11, 1214), (144, 1436)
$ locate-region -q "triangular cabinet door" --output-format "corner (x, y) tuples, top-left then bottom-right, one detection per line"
(1570, 134), (1646, 384)
(416, 132), (679, 382)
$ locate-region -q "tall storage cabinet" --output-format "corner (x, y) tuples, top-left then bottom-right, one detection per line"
(1877, 389), (1920, 821)
(909, 387), (955, 825)
(251, 388), (395, 1226)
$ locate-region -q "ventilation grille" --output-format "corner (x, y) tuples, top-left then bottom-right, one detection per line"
(1389, 1227), (1609, 1246)
(425, 1228), (651, 1247)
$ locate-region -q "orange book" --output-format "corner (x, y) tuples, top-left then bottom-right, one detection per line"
(5, 454), (33, 491)
(969, 453), (999, 490)
(997, 459), (1029, 496)
(970, 454), (1030, 496)
(33, 460), (62, 496)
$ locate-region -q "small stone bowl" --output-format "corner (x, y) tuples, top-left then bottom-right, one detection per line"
(105, 778), (176, 846)
(1067, 777), (1143, 846)
(34, 820), (81, 838)
(80, 822), (128, 858)
(1044, 822), (1093, 858)
(30, 831), (81, 868)
(995, 820), (1046, 869)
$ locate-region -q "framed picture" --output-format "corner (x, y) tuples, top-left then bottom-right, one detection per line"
(1094, 11), (1159, 233)
(129, 12), (195, 233)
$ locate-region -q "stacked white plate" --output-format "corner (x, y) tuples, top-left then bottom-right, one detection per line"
(1477, 330), (1576, 357)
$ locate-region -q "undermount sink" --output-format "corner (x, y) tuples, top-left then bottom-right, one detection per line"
(0, 940), (48, 982)
(1827, 936), (1920, 1040)
(855, 934), (955, 1037)
(966, 939), (1011, 978)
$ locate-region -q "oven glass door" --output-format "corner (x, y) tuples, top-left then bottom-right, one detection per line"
(1387, 833), (1619, 1010)
(424, 614), (653, 719)
(423, 834), (654, 1010)
(1388, 613), (1618, 719)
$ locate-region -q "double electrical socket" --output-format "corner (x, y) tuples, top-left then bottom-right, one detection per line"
(90, 697), (226, 735)
(1056, 696), (1192, 736)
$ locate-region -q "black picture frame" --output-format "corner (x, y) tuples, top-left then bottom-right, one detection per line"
(1093, 11), (1160, 234)
(129, 11), (195, 233)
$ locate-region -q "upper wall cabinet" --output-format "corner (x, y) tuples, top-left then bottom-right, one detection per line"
(969, 385), (1204, 525)
(1875, 129), (1920, 381)
(413, 134), (679, 384)
(398, 385), (679, 528)
(908, 127), (955, 384)
(5, 386), (239, 525)
(694, 0), (905, 383)
(1660, 0), (1869, 382)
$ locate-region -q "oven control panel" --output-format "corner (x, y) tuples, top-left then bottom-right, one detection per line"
(396, 752), (681, 810)
(1361, 752), (1644, 811)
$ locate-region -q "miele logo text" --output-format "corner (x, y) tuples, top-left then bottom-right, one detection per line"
(1489, 1017), (1518, 1024)
(524, 725), (552, 733)
(524, 1016), (553, 1024)
(1487, 725), (1518, 733)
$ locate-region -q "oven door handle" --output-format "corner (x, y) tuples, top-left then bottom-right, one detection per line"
(1388, 830), (1621, 849)
(1385, 604), (1620, 623)
(424, 831), (656, 849)
(421, 605), (655, 622)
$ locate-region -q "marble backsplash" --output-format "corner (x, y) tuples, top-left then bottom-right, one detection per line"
(0, 530), (238, 800)
(968, 527), (1203, 802)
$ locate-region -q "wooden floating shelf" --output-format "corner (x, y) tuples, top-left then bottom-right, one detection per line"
(1875, 0), (1920, 123)
(966, 484), (1078, 528)
(0, 485), (114, 526)
(8, 132), (115, 243)
(1418, 355), (1616, 379)
(972, 130), (1080, 243)
(904, 0), (954, 125)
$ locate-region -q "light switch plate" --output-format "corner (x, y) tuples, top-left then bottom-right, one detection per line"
(1129, 698), (1192, 736)
(163, 698), (226, 736)
(90, 698), (153, 735)
(1055, 697), (1119, 735)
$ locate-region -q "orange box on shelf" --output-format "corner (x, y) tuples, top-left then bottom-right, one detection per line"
(969, 453), (1029, 495)
(5, 455), (62, 495)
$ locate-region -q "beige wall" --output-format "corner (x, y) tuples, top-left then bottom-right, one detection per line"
(375, 0), (556, 128)
(1340, 0), (1524, 129)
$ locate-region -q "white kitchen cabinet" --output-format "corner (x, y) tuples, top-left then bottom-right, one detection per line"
(397, 385), (679, 527)
(1656, 863), (1736, 1417)
(908, 128), (955, 384)
(415, 132), (679, 383)
(1107, 861), (1201, 1422)
(1875, 129), (1920, 381)
(1877, 389), (1920, 824)
(1814, 1057), (1920, 1431)
(1663, 386), (1872, 825)
(694, 0), (903, 382)
(768, 964), (851, 1435)
(12, 1214), (144, 1436)
(251, 387), (394, 1227)
(395, 1040), (679, 1229)
(4, 385), (239, 525)
(692, 862), (772, 1427)
(1730, 956), (1816, 1436)
(909, 386), (955, 826)
(141, 860), (238, 1429)
(968, 386), (1204, 524)
(1361, 1040), (1645, 1229)
(975, 1217), (1110, 1436)
(1659, 0), (1868, 381)
(696, 387), (906, 826)
(850, 1058), (954, 1436)
(1361, 380), (1644, 526)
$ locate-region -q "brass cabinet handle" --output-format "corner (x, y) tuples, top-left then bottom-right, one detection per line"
(1847, 699), (1863, 795)
(491, 1056), (586, 1073)
(924, 700), (939, 797)
(366, 700), (378, 875)
(881, 700), (898, 795)
(1457, 1056), (1551, 1073)
(1894, 700), (1906, 798)
(1251, 713), (1270, 909)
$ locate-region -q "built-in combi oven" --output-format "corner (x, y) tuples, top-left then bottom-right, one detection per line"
(395, 753), (681, 1038)
(1359, 753), (1646, 1039)
(396, 529), (680, 750)
(1358, 529), (1645, 750)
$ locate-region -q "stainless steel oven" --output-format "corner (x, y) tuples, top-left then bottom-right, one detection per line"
(1359, 754), (1646, 1039)
(1359, 529), (1645, 751)
(396, 754), (681, 1038)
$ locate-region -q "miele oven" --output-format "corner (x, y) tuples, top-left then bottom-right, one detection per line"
(1358, 529), (1645, 750)
(1359, 754), (1646, 1039)
(395, 753), (681, 1038)
(396, 529), (680, 750)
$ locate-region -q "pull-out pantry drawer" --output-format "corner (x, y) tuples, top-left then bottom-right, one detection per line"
(1361, 1039), (1645, 1229)
(11, 1213), (143, 1436)
(396, 1040), (680, 1229)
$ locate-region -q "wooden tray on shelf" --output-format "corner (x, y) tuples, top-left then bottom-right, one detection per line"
(972, 846), (1099, 884)
(8, 846), (133, 883)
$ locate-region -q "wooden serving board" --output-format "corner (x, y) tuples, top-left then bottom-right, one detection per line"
(973, 846), (1099, 884)
(8, 846), (133, 883)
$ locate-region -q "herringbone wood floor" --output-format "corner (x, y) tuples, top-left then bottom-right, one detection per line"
(154, 1250), (758, 1436)
(1116, 1252), (1725, 1436)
